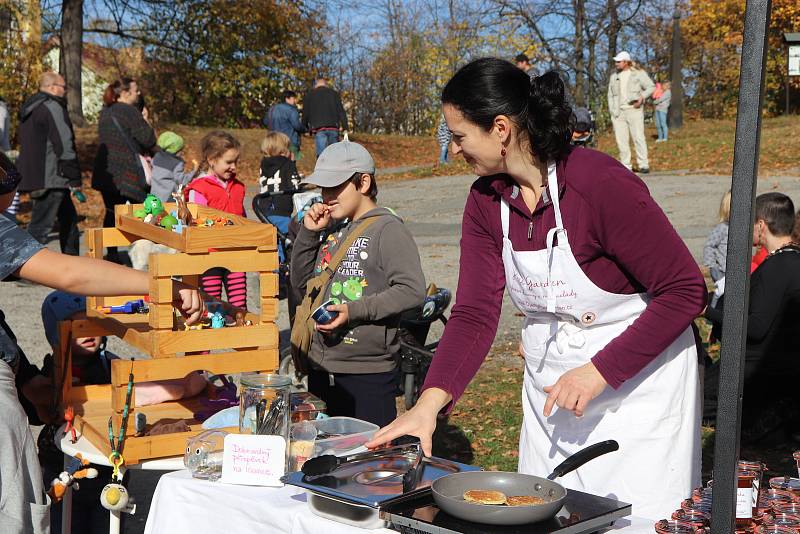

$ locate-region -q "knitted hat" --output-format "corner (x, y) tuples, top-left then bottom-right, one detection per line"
(157, 131), (185, 154)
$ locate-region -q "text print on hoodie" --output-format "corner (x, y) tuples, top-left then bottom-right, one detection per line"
(290, 207), (426, 374)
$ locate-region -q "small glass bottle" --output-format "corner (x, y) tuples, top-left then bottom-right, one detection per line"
(769, 477), (800, 495)
(740, 460), (766, 514)
(738, 470), (758, 530)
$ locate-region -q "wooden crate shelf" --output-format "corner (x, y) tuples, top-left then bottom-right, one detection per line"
(55, 204), (282, 464)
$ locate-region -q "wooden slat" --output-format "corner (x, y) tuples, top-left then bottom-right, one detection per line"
(185, 224), (276, 254)
(65, 384), (111, 404)
(148, 303), (175, 330)
(110, 349), (279, 386)
(151, 249), (278, 276)
(149, 277), (173, 304)
(260, 298), (279, 322)
(55, 321), (73, 411)
(259, 272), (279, 298)
(153, 323), (278, 355)
(82, 311), (153, 353)
(116, 215), (186, 250)
(111, 383), (136, 414)
(97, 227), (137, 247)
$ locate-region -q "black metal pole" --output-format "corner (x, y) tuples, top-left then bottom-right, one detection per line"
(710, 0), (771, 532)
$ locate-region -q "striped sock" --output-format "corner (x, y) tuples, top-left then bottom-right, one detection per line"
(201, 274), (224, 299)
(225, 272), (247, 309)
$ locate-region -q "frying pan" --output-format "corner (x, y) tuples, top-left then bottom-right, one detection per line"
(431, 440), (619, 526)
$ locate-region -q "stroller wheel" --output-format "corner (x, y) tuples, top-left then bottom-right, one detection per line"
(279, 349), (308, 390)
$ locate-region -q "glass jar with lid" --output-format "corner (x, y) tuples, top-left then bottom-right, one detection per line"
(770, 477), (800, 495)
(754, 526), (798, 534)
(671, 509), (709, 528)
(653, 519), (704, 533)
(238, 374), (292, 469)
(762, 513), (800, 529)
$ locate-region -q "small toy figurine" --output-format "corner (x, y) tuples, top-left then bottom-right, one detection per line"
(172, 184), (193, 226)
(63, 405), (77, 443)
(133, 208), (147, 219)
(99, 299), (148, 314)
(48, 453), (99, 503)
(184, 429), (227, 480)
(160, 214), (179, 231)
(185, 323), (206, 331)
(100, 483), (134, 512)
(210, 311), (225, 329)
(142, 194), (164, 217)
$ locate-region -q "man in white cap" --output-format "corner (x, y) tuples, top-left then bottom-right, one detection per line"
(607, 51), (655, 173)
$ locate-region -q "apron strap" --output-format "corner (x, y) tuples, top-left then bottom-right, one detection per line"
(500, 198), (510, 239)
(545, 161), (565, 313)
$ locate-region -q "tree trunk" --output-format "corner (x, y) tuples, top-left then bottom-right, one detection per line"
(61, 0), (85, 126)
(573, 0), (586, 106)
(668, 11), (683, 129)
(606, 0), (621, 73)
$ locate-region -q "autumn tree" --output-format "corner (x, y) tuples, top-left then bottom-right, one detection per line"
(682, 0), (800, 117)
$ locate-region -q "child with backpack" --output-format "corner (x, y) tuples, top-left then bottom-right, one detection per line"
(290, 139), (426, 427)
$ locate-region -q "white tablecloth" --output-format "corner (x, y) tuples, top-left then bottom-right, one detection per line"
(145, 470), (656, 533)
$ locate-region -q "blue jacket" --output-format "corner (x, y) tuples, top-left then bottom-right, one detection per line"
(263, 102), (305, 148)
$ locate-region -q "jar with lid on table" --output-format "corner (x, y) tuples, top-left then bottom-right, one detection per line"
(238, 374), (292, 470)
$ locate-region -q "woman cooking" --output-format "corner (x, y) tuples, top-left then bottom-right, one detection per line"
(366, 58), (706, 519)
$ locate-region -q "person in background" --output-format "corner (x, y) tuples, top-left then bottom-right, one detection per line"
(302, 78), (348, 156)
(185, 131), (248, 309)
(92, 78), (156, 263)
(514, 53), (536, 78)
(0, 96), (10, 153)
(703, 190), (730, 284)
(16, 72), (82, 256)
(653, 81), (672, 143)
(263, 90), (306, 159)
(607, 51), (655, 173)
(150, 131), (198, 202)
(259, 131), (301, 262)
(436, 116), (452, 164)
(704, 192), (800, 446)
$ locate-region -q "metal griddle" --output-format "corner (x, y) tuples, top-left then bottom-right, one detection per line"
(383, 490), (632, 534)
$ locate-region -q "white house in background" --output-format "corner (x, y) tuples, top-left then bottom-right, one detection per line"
(42, 36), (144, 123)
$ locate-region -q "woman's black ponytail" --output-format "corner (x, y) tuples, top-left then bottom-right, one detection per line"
(527, 72), (575, 162)
(441, 58), (574, 163)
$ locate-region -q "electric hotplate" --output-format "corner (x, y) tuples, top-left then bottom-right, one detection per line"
(382, 490), (632, 534)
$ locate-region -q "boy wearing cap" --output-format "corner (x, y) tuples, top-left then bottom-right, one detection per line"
(607, 51), (655, 173)
(290, 139), (426, 427)
(150, 131), (199, 202)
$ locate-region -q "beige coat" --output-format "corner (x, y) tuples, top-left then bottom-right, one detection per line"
(607, 68), (655, 117)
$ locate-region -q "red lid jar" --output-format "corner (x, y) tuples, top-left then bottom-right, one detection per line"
(671, 509), (710, 528)
(654, 519), (705, 533)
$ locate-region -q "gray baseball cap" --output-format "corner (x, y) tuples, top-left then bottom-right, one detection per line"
(303, 138), (376, 188)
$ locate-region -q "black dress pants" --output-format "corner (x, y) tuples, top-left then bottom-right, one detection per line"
(308, 367), (400, 428)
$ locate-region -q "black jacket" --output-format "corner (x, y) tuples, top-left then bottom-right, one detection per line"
(302, 86), (348, 131)
(16, 92), (81, 192)
(258, 155), (300, 215)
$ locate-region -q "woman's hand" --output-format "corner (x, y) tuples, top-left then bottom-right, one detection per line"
(365, 388), (451, 456)
(543, 361), (607, 418)
(303, 203), (331, 231)
(316, 303), (349, 334)
(172, 281), (203, 325)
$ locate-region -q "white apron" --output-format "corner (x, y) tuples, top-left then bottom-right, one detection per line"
(503, 163), (701, 520)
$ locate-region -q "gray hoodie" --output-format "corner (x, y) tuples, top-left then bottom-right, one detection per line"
(291, 207), (426, 374)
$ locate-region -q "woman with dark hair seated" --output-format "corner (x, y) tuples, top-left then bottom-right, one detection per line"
(367, 57), (707, 519)
(704, 192), (800, 446)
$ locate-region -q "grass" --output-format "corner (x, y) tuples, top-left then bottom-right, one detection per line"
(594, 114), (800, 175)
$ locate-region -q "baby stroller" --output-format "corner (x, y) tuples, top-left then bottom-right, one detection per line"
(251, 189), (318, 322)
(571, 107), (596, 147)
(397, 284), (452, 409)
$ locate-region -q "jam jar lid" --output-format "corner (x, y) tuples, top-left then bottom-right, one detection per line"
(755, 526), (799, 534)
(762, 513), (800, 527)
(769, 477), (800, 492)
(773, 503), (800, 514)
(654, 519), (702, 533)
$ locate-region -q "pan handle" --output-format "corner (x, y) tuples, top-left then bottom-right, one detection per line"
(546, 440), (619, 480)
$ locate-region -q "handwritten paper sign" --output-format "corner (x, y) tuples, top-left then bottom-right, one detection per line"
(220, 434), (286, 487)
